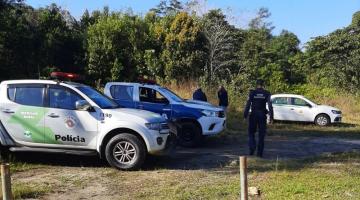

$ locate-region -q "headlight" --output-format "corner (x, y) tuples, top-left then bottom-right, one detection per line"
(145, 122), (161, 130)
(331, 110), (341, 114)
(202, 110), (217, 117)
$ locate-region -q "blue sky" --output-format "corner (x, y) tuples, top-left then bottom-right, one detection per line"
(26, 0), (360, 45)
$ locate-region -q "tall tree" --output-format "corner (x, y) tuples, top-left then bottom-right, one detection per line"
(87, 14), (131, 84)
(202, 9), (237, 82)
(86, 13), (152, 84)
(266, 30), (303, 85)
(150, 0), (183, 16)
(161, 12), (206, 81)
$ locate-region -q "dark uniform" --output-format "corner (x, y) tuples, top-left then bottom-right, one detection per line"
(217, 88), (228, 108)
(193, 88), (207, 102)
(243, 87), (273, 157)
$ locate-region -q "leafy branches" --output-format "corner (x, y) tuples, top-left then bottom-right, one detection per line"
(203, 10), (236, 82)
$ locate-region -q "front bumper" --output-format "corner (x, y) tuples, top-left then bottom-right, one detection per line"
(331, 114), (342, 123)
(198, 116), (226, 136)
(148, 132), (177, 155)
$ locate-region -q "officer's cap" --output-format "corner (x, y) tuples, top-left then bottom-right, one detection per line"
(256, 79), (265, 86)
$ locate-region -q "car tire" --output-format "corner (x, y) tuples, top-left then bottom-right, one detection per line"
(177, 121), (202, 148)
(105, 133), (146, 170)
(315, 114), (330, 126)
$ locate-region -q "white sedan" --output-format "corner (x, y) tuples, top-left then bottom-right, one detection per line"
(270, 94), (342, 126)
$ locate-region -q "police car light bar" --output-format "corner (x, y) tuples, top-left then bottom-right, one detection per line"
(50, 72), (83, 81)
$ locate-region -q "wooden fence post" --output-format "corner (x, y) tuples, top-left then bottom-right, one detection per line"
(1, 163), (12, 200)
(240, 156), (248, 200)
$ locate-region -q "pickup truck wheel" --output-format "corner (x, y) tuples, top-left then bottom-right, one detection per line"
(177, 122), (202, 148)
(105, 133), (146, 170)
(315, 114), (330, 126)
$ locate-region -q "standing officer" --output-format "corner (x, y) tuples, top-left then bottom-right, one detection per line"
(193, 86), (207, 102)
(217, 86), (229, 112)
(243, 79), (273, 157)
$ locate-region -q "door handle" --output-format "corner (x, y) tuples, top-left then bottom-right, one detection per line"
(162, 108), (171, 111)
(2, 109), (14, 114)
(48, 113), (59, 118)
(290, 108), (294, 110)
(137, 105), (144, 109)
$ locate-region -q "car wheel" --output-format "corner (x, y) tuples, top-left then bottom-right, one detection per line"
(315, 114), (330, 126)
(105, 133), (146, 170)
(177, 121), (202, 148)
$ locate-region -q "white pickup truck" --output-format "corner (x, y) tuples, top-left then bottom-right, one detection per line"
(0, 77), (175, 170)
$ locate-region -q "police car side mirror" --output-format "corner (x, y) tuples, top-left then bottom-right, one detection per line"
(306, 103), (312, 108)
(76, 100), (93, 112)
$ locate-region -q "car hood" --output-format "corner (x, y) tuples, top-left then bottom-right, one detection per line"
(183, 99), (222, 111)
(315, 105), (340, 111)
(105, 108), (165, 123)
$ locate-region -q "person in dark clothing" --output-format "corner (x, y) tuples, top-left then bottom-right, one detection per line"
(217, 86), (228, 111)
(193, 87), (207, 102)
(243, 79), (273, 157)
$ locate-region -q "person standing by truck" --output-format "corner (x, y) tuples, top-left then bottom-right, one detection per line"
(217, 86), (228, 112)
(193, 86), (207, 102)
(243, 79), (273, 157)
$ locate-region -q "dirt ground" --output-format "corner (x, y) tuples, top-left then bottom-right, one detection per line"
(146, 135), (360, 169)
(10, 133), (360, 200)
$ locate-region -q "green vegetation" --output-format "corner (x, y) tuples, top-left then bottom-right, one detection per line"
(103, 152), (360, 200)
(11, 182), (52, 199)
(10, 161), (43, 173)
(1, 0), (360, 98)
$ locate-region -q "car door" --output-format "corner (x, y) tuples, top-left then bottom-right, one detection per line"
(44, 85), (98, 148)
(290, 97), (313, 122)
(136, 87), (172, 120)
(109, 85), (136, 108)
(0, 84), (45, 144)
(271, 97), (293, 121)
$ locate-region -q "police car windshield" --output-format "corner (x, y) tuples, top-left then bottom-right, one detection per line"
(158, 87), (183, 102)
(76, 86), (120, 109)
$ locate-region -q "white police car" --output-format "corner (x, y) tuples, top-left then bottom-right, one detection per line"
(271, 94), (342, 126)
(0, 72), (174, 170)
(104, 81), (226, 147)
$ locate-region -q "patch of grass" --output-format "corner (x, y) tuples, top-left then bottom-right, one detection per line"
(248, 152), (360, 199)
(59, 174), (87, 188)
(0, 182), (52, 199)
(9, 161), (43, 173)
(103, 152), (360, 200)
(268, 123), (360, 139)
(106, 169), (240, 200)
